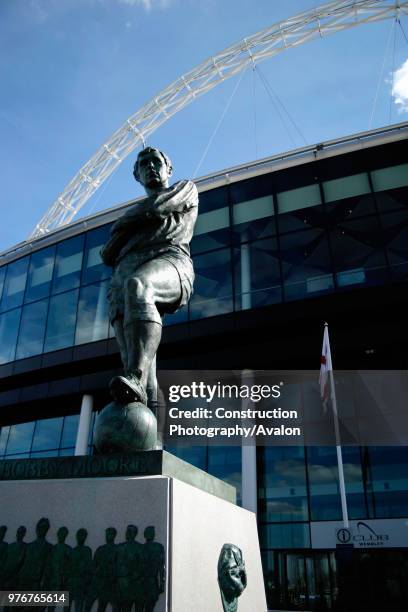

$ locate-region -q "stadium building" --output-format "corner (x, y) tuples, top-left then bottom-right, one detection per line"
(0, 122), (407, 610)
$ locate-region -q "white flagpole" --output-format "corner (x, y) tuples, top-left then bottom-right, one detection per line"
(323, 323), (349, 528)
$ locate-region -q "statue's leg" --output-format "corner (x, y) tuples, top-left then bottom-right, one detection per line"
(110, 259), (180, 404)
(125, 261), (180, 387)
(146, 355), (158, 415)
(112, 318), (128, 374)
(124, 319), (162, 389)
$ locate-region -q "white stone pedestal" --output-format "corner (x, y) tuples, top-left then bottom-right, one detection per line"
(0, 474), (266, 611)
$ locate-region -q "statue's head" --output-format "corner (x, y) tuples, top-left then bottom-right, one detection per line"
(76, 528), (88, 545)
(36, 518), (50, 538)
(144, 525), (155, 542)
(126, 524), (138, 541)
(57, 526), (69, 543)
(16, 526), (26, 542)
(217, 544), (247, 601)
(133, 146), (172, 193)
(106, 527), (117, 544)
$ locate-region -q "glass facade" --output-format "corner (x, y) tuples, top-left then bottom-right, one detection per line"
(258, 444), (408, 609)
(168, 445), (243, 504)
(257, 445), (408, 544)
(0, 160), (407, 365)
(0, 225), (112, 364)
(0, 414), (85, 459)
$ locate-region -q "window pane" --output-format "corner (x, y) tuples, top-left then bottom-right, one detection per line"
(75, 281), (109, 345)
(166, 445), (207, 471)
(323, 173), (370, 203)
(59, 447), (75, 456)
(260, 523), (310, 549)
(190, 295), (233, 320)
(31, 417), (63, 452)
(381, 210), (408, 281)
(0, 257), (29, 312)
(16, 299), (48, 359)
(371, 164), (408, 192)
(198, 186), (228, 214)
(277, 184), (321, 214)
(280, 230), (334, 301)
(44, 289), (79, 352)
(191, 207), (230, 255)
(258, 447), (308, 522)
(208, 446), (242, 505)
(233, 195), (274, 224)
(52, 235), (84, 294)
(0, 426), (10, 456)
(194, 207), (229, 235)
(341, 447), (366, 518)
(25, 246), (55, 303)
(164, 304), (188, 326)
(369, 446), (408, 518)
(60, 414), (79, 448)
(307, 447), (341, 520)
(88, 412), (96, 446)
(235, 238), (282, 309)
(6, 421), (35, 454)
(307, 446), (365, 521)
(329, 220), (388, 287)
(82, 225), (112, 285)
(375, 186), (408, 214)
(30, 450), (59, 458)
(233, 196), (275, 243)
(0, 308), (21, 364)
(0, 266), (5, 303)
(190, 248), (233, 319)
(324, 194), (377, 220)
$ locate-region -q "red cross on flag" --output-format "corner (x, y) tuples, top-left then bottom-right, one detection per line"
(320, 322), (333, 411)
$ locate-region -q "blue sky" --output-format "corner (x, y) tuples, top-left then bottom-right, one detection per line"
(1, 0), (407, 251)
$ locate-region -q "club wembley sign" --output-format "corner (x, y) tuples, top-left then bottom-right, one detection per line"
(336, 522), (389, 547)
(311, 519), (408, 549)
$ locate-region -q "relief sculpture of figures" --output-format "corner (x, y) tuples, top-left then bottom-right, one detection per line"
(1, 526), (27, 589)
(141, 526), (165, 612)
(116, 525), (144, 612)
(43, 527), (72, 609)
(0, 526), (8, 587)
(217, 544), (247, 612)
(84, 527), (118, 612)
(94, 146), (199, 453)
(0, 520), (166, 612)
(67, 529), (92, 612)
(17, 518), (52, 591)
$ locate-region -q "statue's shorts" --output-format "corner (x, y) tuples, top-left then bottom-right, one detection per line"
(108, 246), (194, 326)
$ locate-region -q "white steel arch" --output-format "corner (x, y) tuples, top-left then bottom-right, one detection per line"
(30, 0), (408, 239)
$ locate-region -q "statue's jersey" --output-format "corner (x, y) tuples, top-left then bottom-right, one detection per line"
(101, 180), (198, 266)
(103, 180), (199, 324)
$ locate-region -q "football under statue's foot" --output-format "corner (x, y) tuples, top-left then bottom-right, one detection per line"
(109, 374), (148, 405)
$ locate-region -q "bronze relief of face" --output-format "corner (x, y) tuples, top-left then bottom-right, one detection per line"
(218, 543), (247, 611)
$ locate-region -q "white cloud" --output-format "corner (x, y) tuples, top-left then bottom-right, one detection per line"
(392, 58), (408, 113)
(118, 0), (172, 10)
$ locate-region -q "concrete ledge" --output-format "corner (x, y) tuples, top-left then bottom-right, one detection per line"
(0, 450), (236, 503)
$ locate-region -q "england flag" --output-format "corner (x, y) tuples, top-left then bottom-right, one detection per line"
(320, 322), (333, 411)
